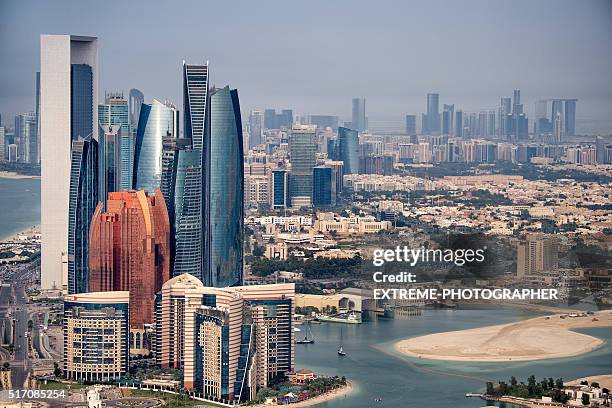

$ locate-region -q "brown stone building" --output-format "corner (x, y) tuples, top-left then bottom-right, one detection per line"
(89, 189), (171, 330)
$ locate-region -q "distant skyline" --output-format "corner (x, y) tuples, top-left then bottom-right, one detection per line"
(1, 0), (612, 128)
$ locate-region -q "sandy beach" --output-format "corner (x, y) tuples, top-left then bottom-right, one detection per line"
(0, 171), (40, 180)
(249, 382), (353, 408)
(567, 374), (612, 390)
(0, 224), (40, 242)
(394, 311), (612, 362)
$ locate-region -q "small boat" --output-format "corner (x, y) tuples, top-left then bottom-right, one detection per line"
(296, 322), (315, 344)
(337, 327), (346, 356)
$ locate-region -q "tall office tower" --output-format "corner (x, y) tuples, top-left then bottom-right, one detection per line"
(248, 110), (264, 148)
(512, 89), (523, 114)
(478, 111), (487, 137)
(263, 109), (276, 129)
(98, 125), (122, 207)
(89, 189), (170, 330)
(205, 86), (244, 288)
(279, 109), (293, 128)
(133, 99), (179, 192)
(312, 166), (336, 207)
(0, 127), (4, 162)
(534, 99), (550, 135)
(499, 97), (512, 138)
(487, 110), (496, 137)
(289, 124), (317, 207)
(351, 97), (366, 132)
(337, 126), (359, 175)
(423, 93), (440, 134)
(553, 110), (563, 144)
(129, 88), (144, 130)
(516, 234), (559, 279)
(99, 92), (132, 190)
(405, 114), (416, 136)
(63, 291), (129, 382)
(35, 72), (41, 164)
(67, 137), (98, 294)
(41, 35), (98, 291)
(14, 112), (37, 163)
(564, 99), (577, 137)
(455, 110), (464, 137)
(271, 169), (289, 209)
(442, 104), (454, 135)
(169, 62), (208, 281)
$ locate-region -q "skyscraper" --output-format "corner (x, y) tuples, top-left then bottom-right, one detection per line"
(337, 126), (359, 175)
(171, 62), (208, 280)
(14, 112), (37, 163)
(98, 124), (122, 207)
(205, 86), (244, 287)
(271, 169), (289, 209)
(129, 88), (144, 130)
(41, 34), (98, 290)
(67, 137), (98, 294)
(248, 110), (264, 148)
(133, 99), (179, 192)
(442, 104), (454, 135)
(455, 110), (464, 138)
(89, 189), (171, 329)
(312, 165), (335, 207)
(289, 124), (317, 207)
(99, 92), (132, 190)
(35, 72), (41, 164)
(423, 93), (440, 134)
(351, 98), (366, 132)
(564, 99), (577, 137)
(405, 115), (416, 136)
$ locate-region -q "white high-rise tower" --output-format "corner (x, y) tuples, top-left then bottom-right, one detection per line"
(40, 34), (98, 291)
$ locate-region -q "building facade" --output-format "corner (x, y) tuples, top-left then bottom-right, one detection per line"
(67, 137), (98, 294)
(205, 86), (244, 287)
(63, 291), (129, 382)
(89, 190), (171, 331)
(133, 99), (179, 193)
(41, 34), (98, 290)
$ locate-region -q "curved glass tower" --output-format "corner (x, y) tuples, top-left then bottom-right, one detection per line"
(67, 137), (98, 294)
(205, 86), (244, 287)
(133, 99), (178, 193)
(338, 126), (359, 175)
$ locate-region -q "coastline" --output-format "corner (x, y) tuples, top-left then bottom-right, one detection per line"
(394, 311), (612, 362)
(249, 382), (354, 408)
(0, 224), (40, 243)
(0, 171), (40, 180)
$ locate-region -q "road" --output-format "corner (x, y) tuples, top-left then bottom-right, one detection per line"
(0, 259), (39, 389)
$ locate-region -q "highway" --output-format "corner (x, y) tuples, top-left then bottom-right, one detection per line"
(1, 258), (39, 389)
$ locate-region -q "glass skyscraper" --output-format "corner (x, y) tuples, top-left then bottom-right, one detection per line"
(351, 98), (366, 132)
(289, 124), (317, 206)
(133, 99), (179, 193)
(167, 62), (208, 280)
(67, 137), (98, 294)
(337, 126), (359, 175)
(99, 92), (133, 191)
(312, 166), (335, 207)
(98, 125), (122, 208)
(205, 86), (244, 287)
(271, 169), (288, 209)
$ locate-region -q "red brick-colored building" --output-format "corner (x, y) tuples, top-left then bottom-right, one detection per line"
(89, 189), (171, 329)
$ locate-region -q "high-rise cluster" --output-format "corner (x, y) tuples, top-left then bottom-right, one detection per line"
(39, 34), (294, 400)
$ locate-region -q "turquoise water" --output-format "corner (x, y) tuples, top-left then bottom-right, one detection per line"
(295, 308), (612, 407)
(0, 177), (41, 240)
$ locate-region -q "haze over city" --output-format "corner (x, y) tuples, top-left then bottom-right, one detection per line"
(1, 0), (612, 129)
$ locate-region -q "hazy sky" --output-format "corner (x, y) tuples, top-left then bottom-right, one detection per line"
(1, 0), (612, 125)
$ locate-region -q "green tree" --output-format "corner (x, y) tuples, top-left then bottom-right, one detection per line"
(555, 378), (564, 389)
(510, 376), (518, 386)
(486, 382), (495, 395)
